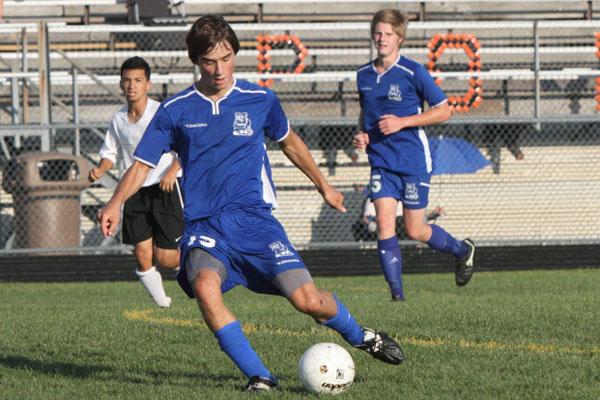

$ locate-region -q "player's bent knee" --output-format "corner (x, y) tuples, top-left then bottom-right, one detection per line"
(405, 225), (427, 241)
(289, 286), (327, 316)
(297, 296), (326, 316)
(155, 248), (180, 269)
(134, 247), (146, 259)
(405, 229), (421, 241)
(193, 270), (222, 303)
(376, 220), (396, 238)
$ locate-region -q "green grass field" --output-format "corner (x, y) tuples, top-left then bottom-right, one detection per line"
(1, 269), (598, 399)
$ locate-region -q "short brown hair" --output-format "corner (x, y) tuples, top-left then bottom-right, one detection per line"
(186, 15), (240, 64)
(371, 9), (409, 41)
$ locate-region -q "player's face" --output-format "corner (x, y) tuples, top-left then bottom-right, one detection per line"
(120, 68), (150, 103)
(198, 41), (236, 95)
(372, 22), (402, 59)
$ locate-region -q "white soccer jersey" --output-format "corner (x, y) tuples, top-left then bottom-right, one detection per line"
(99, 98), (181, 187)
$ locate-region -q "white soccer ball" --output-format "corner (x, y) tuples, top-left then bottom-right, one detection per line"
(298, 342), (355, 395)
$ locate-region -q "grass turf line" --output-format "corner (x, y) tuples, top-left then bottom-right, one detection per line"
(0, 269), (598, 399)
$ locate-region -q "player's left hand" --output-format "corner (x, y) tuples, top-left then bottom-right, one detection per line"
(98, 203), (121, 237)
(378, 114), (405, 135)
(159, 175), (176, 192)
(321, 185), (347, 213)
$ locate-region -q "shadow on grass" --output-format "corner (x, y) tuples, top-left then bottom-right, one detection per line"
(0, 354), (240, 387)
(0, 354), (114, 378)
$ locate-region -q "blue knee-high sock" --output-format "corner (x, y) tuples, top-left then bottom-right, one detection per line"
(215, 321), (274, 380)
(377, 237), (404, 298)
(427, 224), (468, 259)
(322, 295), (364, 346)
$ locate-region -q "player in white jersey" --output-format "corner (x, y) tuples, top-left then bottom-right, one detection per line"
(353, 9), (476, 301)
(89, 57), (184, 308)
(98, 16), (403, 391)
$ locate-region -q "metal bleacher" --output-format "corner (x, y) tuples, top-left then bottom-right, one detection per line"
(1, 0), (599, 250)
(2, 0), (596, 24)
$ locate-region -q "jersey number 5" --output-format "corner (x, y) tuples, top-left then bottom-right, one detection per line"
(188, 235), (216, 248)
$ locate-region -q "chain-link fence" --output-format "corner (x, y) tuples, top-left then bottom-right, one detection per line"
(0, 20), (599, 253)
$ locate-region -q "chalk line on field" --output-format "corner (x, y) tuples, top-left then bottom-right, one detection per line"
(123, 308), (599, 356)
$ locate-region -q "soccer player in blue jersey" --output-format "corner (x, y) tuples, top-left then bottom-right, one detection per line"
(99, 15), (403, 391)
(353, 9), (476, 301)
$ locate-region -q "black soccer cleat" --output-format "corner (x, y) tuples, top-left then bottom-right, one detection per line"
(455, 238), (476, 287)
(355, 327), (404, 365)
(245, 376), (278, 392)
(391, 293), (405, 302)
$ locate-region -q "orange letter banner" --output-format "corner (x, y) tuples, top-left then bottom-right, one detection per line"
(256, 34), (309, 88)
(427, 33), (482, 112)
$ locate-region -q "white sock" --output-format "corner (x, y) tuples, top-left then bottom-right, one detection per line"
(135, 267), (171, 308)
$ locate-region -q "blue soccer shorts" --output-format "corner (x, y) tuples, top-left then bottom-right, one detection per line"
(178, 207), (309, 296)
(369, 168), (430, 209)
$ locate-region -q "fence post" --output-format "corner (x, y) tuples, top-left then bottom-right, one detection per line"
(10, 67), (20, 126)
(38, 20), (52, 151)
(533, 20), (541, 130)
(21, 27), (29, 126)
(72, 67), (80, 156)
(339, 81), (346, 117)
(586, 0), (593, 20)
(257, 3), (264, 23)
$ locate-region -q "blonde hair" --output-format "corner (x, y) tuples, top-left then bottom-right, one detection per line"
(371, 9), (409, 42)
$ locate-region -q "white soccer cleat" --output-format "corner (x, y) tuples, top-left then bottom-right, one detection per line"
(155, 296), (172, 308)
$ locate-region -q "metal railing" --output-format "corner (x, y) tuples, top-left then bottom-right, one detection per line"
(0, 19), (599, 253)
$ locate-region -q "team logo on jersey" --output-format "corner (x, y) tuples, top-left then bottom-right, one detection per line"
(388, 84), (402, 101)
(233, 112), (254, 136)
(405, 182), (419, 201)
(269, 241), (294, 258)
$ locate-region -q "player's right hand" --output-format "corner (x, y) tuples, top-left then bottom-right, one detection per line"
(98, 203), (121, 237)
(159, 174), (177, 192)
(88, 167), (103, 183)
(321, 185), (347, 213)
(352, 132), (369, 151)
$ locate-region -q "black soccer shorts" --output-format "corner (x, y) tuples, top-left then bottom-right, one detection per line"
(122, 181), (184, 249)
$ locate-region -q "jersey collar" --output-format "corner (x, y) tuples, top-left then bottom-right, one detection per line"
(193, 78), (238, 115)
(372, 54), (402, 83)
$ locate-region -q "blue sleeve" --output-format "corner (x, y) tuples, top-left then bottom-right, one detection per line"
(134, 104), (175, 167)
(356, 73), (365, 109)
(264, 91), (289, 141)
(415, 64), (447, 107)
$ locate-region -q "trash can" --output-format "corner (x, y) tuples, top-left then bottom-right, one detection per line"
(2, 152), (89, 249)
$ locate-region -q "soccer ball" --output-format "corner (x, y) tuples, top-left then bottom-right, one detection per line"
(298, 342), (355, 394)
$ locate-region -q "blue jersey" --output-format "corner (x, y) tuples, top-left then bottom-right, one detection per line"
(134, 79), (289, 221)
(357, 55), (447, 176)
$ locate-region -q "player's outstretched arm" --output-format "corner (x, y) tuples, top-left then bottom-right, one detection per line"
(378, 101), (451, 135)
(98, 160), (152, 237)
(88, 158), (114, 183)
(279, 130), (346, 213)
